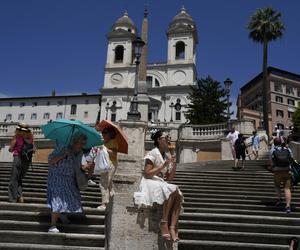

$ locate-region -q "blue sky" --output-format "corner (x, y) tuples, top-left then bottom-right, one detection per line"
(0, 0), (299, 108)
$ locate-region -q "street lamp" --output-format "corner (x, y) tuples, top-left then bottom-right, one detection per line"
(105, 102), (110, 120)
(127, 36), (145, 120)
(224, 78), (233, 129)
(169, 102), (175, 122)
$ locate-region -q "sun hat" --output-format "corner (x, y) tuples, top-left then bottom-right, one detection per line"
(16, 123), (31, 132)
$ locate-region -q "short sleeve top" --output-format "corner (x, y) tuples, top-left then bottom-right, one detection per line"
(144, 147), (166, 175)
(105, 138), (119, 166)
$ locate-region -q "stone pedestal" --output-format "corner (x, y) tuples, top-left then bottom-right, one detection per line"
(221, 139), (232, 160)
(119, 120), (148, 157)
(109, 121), (177, 249)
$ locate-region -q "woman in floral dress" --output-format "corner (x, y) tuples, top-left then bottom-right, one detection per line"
(47, 133), (91, 233)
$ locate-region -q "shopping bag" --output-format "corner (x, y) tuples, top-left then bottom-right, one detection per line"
(94, 146), (111, 174)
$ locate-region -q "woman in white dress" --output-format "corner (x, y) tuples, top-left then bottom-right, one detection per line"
(134, 130), (183, 242)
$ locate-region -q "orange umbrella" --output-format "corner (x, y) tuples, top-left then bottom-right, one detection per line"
(97, 120), (128, 154)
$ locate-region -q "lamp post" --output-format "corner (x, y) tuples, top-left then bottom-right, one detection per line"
(169, 102), (175, 122)
(224, 78), (233, 130)
(127, 36), (145, 120)
(105, 102), (109, 120)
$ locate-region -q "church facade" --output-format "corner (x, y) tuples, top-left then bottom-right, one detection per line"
(100, 7), (198, 125)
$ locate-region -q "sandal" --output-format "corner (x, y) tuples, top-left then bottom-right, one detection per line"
(169, 225), (180, 242)
(160, 220), (171, 241)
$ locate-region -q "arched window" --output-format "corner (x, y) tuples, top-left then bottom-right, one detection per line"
(146, 76), (153, 89)
(114, 45), (124, 63)
(146, 75), (160, 88)
(175, 41), (185, 60)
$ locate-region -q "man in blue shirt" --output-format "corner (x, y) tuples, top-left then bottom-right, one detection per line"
(251, 130), (260, 160)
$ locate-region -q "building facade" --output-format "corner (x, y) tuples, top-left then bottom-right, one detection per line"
(100, 7), (198, 124)
(237, 67), (300, 134)
(0, 93), (101, 126)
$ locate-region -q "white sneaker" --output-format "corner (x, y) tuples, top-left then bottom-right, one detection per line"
(97, 204), (106, 210)
(88, 180), (97, 185)
(48, 226), (60, 233)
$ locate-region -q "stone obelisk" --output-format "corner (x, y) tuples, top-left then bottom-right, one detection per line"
(137, 7), (150, 122)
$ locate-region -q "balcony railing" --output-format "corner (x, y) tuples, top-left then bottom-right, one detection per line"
(179, 123), (227, 140)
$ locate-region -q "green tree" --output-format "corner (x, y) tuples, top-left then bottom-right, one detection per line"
(185, 76), (228, 125)
(247, 7), (285, 136)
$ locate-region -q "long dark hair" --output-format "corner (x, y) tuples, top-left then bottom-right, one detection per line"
(151, 130), (164, 147)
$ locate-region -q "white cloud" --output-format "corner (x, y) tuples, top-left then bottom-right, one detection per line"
(0, 93), (8, 98)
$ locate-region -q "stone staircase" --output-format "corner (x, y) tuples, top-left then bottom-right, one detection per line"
(174, 160), (299, 250)
(0, 162), (107, 250)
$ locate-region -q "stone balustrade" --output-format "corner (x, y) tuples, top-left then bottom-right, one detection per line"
(179, 123), (227, 141)
(0, 123), (44, 139)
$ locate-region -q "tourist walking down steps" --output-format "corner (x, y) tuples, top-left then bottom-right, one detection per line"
(47, 133), (93, 233)
(8, 123), (35, 203)
(134, 130), (183, 242)
(226, 127), (239, 160)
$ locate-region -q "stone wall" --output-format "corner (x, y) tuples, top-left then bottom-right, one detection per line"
(290, 141), (300, 161)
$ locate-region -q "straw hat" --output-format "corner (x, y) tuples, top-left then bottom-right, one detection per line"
(16, 123), (30, 132)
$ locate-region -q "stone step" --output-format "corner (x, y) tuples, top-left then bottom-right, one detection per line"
(181, 192), (300, 202)
(0, 220), (105, 234)
(0, 202), (105, 215)
(0, 191), (101, 202)
(0, 196), (101, 207)
(0, 186), (103, 197)
(178, 229), (297, 245)
(179, 187), (300, 196)
(0, 242), (105, 250)
(178, 239), (287, 250)
(180, 212), (300, 226)
(172, 180), (279, 189)
(181, 197), (300, 206)
(179, 219), (300, 234)
(0, 230), (105, 247)
(175, 183), (288, 192)
(0, 210), (105, 224)
(181, 201), (295, 212)
(182, 206), (300, 217)
(0, 162), (107, 249)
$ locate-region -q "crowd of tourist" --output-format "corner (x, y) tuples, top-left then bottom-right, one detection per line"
(6, 121), (298, 246)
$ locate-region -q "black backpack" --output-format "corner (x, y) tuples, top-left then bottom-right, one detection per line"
(21, 140), (34, 162)
(272, 147), (291, 168)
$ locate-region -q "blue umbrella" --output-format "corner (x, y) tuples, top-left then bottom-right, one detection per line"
(41, 119), (104, 149)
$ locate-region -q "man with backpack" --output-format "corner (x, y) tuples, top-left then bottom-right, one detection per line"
(269, 137), (293, 213)
(8, 123), (35, 203)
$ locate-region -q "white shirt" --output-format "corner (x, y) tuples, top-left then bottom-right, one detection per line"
(226, 130), (239, 144)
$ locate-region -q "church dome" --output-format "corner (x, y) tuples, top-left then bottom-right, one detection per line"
(169, 6), (195, 28)
(167, 6), (198, 43)
(111, 11), (137, 34)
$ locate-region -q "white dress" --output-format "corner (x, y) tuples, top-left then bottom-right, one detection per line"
(134, 147), (183, 208)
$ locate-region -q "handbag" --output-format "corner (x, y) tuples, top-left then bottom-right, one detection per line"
(74, 156), (89, 191)
(94, 146), (111, 175)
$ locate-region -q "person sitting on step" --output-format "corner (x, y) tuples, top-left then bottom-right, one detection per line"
(134, 130), (183, 242)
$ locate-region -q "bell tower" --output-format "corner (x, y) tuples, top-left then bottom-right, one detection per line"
(104, 11), (137, 89)
(167, 6), (198, 65)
